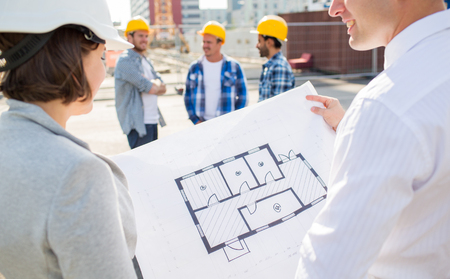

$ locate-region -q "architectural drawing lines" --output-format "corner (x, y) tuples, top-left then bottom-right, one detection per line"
(174, 143), (327, 261)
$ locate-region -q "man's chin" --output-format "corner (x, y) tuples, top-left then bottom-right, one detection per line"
(134, 46), (147, 52)
(348, 37), (382, 51)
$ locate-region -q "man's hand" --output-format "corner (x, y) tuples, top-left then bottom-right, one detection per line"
(158, 83), (167, 95)
(306, 95), (345, 131)
(148, 79), (167, 96)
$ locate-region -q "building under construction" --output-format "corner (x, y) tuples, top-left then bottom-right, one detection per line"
(146, 0), (190, 51)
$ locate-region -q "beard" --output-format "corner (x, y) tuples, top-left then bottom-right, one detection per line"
(258, 45), (269, 57)
(134, 43), (147, 52)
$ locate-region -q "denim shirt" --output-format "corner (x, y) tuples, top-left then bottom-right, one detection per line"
(114, 49), (163, 137)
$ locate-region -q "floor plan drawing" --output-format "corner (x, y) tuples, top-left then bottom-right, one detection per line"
(113, 82), (337, 278)
(175, 143), (327, 262)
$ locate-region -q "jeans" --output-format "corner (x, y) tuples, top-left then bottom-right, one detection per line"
(127, 124), (158, 149)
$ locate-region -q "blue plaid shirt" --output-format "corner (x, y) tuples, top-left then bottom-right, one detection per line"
(184, 54), (247, 124)
(259, 51), (295, 101)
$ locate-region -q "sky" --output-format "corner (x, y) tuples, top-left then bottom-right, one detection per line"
(105, 0), (228, 24)
(106, 0), (131, 24)
(199, 0), (227, 9)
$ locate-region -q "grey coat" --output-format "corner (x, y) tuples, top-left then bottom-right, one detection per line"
(0, 100), (137, 279)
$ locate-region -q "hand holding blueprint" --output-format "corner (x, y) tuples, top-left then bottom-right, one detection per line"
(112, 81), (336, 278)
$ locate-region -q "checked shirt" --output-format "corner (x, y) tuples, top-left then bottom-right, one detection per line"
(259, 51), (295, 101)
(184, 54), (247, 124)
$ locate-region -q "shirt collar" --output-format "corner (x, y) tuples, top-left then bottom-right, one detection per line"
(5, 99), (90, 150)
(384, 9), (450, 69)
(264, 51), (282, 67)
(199, 53), (227, 64)
(127, 48), (145, 60)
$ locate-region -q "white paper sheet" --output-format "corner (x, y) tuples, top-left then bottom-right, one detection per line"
(112, 81), (336, 278)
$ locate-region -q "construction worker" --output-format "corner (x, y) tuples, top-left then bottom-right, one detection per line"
(0, 0), (139, 278)
(184, 21), (248, 125)
(252, 15), (295, 101)
(115, 16), (167, 149)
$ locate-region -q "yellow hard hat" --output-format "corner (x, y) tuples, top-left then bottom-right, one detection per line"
(251, 15), (288, 42)
(197, 21), (226, 44)
(125, 16), (150, 37)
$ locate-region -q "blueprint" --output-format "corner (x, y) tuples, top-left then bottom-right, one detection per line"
(175, 144), (327, 262)
(112, 82), (336, 278)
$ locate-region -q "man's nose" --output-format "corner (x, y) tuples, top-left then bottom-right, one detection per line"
(328, 0), (345, 17)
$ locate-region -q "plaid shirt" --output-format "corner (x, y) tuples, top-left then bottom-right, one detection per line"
(184, 54), (247, 124)
(259, 51), (295, 101)
(114, 49), (163, 137)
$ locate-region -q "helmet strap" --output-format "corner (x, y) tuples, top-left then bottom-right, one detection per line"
(0, 31), (55, 72)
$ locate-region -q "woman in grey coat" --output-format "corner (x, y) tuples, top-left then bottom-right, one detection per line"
(0, 0), (139, 278)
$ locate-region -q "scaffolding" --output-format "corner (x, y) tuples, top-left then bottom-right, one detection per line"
(153, 0), (175, 41)
(151, 0), (189, 52)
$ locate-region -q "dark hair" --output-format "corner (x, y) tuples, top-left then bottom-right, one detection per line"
(0, 27), (99, 104)
(216, 38), (223, 44)
(263, 35), (282, 49)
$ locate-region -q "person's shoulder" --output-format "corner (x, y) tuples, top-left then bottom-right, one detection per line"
(117, 49), (131, 59)
(51, 136), (105, 167)
(116, 50), (137, 65)
(188, 57), (202, 71)
(50, 139), (114, 187)
(189, 59), (200, 67)
(273, 53), (289, 65)
(223, 53), (236, 62)
(223, 54), (243, 68)
(272, 59), (292, 73)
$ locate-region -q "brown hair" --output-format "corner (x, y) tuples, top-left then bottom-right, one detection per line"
(0, 27), (99, 104)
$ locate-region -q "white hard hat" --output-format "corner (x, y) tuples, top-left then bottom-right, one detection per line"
(0, 0), (132, 51)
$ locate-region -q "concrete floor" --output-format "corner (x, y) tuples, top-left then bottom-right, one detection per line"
(0, 52), (371, 156)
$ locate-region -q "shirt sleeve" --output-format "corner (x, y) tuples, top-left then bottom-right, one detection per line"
(296, 98), (425, 278)
(115, 58), (153, 94)
(235, 63), (248, 109)
(184, 65), (199, 124)
(47, 155), (136, 279)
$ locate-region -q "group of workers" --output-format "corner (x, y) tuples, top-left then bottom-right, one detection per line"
(0, 0), (449, 278)
(114, 15), (295, 149)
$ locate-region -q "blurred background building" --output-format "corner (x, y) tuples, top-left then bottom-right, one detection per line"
(130, 0), (150, 22)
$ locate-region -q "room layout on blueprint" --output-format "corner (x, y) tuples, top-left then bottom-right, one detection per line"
(112, 82), (336, 279)
(175, 143), (327, 262)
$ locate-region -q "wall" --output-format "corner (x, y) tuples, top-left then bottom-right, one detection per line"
(281, 10), (384, 74)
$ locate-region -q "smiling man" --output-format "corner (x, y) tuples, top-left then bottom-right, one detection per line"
(115, 16), (166, 149)
(184, 21), (247, 124)
(296, 0), (450, 278)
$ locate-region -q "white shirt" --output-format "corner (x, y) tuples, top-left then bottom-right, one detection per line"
(141, 58), (159, 124)
(297, 9), (450, 279)
(202, 57), (223, 120)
